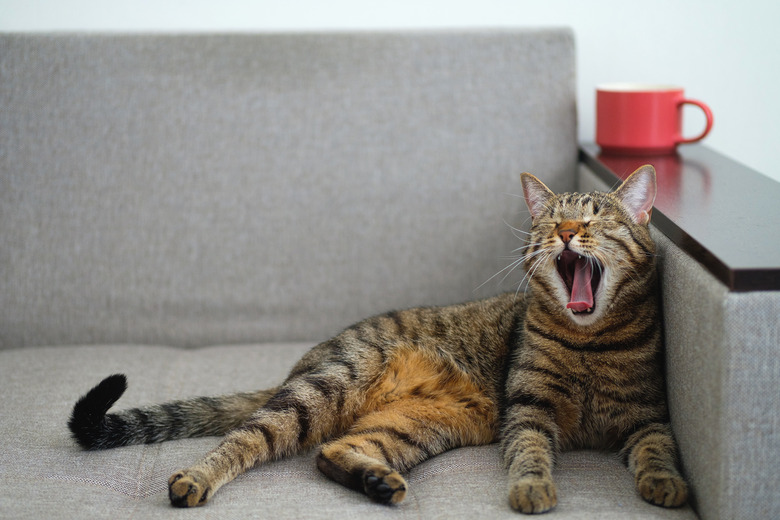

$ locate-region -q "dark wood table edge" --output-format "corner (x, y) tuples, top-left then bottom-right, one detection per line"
(578, 144), (780, 292)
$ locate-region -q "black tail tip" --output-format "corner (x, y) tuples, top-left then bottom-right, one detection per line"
(68, 374), (128, 449)
(95, 373), (128, 396)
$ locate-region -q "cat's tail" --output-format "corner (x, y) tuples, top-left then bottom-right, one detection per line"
(68, 374), (277, 450)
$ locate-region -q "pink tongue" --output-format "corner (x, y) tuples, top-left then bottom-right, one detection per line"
(566, 257), (594, 312)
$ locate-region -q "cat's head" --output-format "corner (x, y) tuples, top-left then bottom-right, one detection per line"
(520, 165), (657, 326)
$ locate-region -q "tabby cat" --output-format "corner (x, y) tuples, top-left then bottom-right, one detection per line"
(69, 165), (688, 513)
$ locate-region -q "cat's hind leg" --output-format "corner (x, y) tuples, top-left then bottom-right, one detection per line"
(168, 406), (303, 507)
(168, 345), (375, 507)
(316, 429), (409, 505)
(316, 349), (498, 505)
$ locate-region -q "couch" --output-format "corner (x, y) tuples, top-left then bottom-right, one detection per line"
(1, 29), (776, 519)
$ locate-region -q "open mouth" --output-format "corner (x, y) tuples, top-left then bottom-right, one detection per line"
(556, 250), (602, 314)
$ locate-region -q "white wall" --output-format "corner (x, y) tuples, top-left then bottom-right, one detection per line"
(3, 0), (779, 182)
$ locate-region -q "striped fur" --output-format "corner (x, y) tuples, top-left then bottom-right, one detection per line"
(69, 165), (687, 513)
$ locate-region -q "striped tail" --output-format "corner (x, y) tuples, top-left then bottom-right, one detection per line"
(68, 374), (276, 450)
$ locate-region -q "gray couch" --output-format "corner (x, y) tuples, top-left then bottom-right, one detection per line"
(0, 30), (775, 519)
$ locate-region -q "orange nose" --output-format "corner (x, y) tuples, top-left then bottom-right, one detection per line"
(559, 228), (576, 244)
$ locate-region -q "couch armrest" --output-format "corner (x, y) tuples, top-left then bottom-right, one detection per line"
(579, 144), (780, 520)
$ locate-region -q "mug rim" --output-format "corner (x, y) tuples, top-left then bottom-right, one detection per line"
(597, 82), (683, 93)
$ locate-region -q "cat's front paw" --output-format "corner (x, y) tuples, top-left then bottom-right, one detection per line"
(169, 470), (212, 507)
(509, 477), (557, 514)
(637, 472), (688, 508)
(363, 468), (407, 505)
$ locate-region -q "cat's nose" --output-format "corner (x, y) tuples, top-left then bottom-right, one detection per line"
(559, 229), (576, 244)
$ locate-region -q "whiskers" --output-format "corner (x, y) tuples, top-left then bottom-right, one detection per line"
(476, 237), (555, 299)
(475, 252), (528, 293)
(515, 248), (554, 299)
(587, 253), (604, 281)
(503, 219), (533, 241)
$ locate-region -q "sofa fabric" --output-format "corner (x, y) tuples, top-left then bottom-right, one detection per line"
(654, 230), (780, 520)
(0, 30), (576, 349)
(0, 30), (713, 519)
(0, 342), (698, 519)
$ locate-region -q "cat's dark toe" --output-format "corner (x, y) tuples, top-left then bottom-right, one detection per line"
(169, 489), (190, 508)
(375, 482), (393, 500)
(363, 470), (407, 505)
(168, 471), (210, 507)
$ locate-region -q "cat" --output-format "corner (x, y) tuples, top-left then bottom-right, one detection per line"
(68, 164), (688, 514)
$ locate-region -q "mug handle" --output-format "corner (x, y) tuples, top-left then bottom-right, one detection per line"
(678, 99), (714, 144)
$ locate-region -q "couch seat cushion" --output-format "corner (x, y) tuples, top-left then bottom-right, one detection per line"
(0, 343), (697, 518)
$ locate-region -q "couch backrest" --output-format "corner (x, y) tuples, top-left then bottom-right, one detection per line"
(0, 30), (577, 348)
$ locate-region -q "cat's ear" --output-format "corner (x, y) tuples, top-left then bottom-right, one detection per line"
(614, 164), (657, 225)
(521, 173), (556, 219)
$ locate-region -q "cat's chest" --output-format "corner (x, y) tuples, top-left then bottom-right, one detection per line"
(561, 354), (654, 448)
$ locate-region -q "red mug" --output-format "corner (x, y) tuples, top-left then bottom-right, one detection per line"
(596, 83), (714, 155)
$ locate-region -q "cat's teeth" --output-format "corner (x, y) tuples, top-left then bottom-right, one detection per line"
(557, 255), (561, 261)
